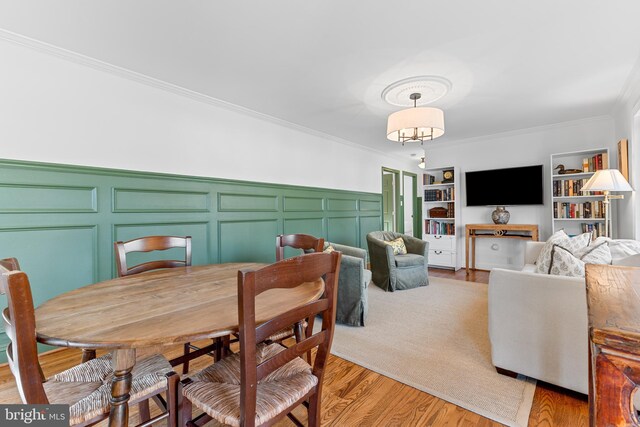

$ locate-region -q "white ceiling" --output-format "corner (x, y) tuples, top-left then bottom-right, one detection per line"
(1, 1), (640, 158)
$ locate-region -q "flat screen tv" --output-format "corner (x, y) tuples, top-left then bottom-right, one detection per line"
(465, 165), (544, 206)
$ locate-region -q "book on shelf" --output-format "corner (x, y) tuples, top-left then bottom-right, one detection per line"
(424, 188), (454, 201)
(423, 174), (435, 185)
(553, 201), (604, 219)
(581, 222), (606, 239)
(424, 220), (455, 235)
(580, 152), (608, 173)
(553, 178), (603, 197)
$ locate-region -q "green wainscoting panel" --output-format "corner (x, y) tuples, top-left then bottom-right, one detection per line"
(283, 196), (324, 212)
(327, 198), (358, 211)
(0, 184), (97, 213)
(0, 159), (382, 361)
(218, 193), (279, 212)
(218, 219), (279, 263)
(113, 188), (210, 213)
(327, 217), (359, 247)
(359, 216), (383, 251)
(359, 199), (381, 212)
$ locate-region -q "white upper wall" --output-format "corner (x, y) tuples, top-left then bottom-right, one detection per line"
(425, 117), (617, 270)
(612, 61), (640, 240)
(0, 39), (416, 194)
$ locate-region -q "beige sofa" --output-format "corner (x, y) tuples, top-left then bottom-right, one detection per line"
(488, 241), (640, 394)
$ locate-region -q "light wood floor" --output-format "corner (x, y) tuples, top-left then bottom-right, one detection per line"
(0, 268), (588, 426)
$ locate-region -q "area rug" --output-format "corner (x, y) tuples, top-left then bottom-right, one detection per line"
(327, 277), (536, 427)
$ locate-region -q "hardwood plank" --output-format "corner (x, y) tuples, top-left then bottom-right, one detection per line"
(0, 267), (588, 426)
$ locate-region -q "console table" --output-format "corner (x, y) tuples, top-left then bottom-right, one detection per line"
(586, 264), (640, 426)
(465, 224), (539, 275)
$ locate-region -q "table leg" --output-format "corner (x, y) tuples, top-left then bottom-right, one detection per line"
(471, 233), (476, 271)
(109, 348), (136, 427)
(465, 228), (470, 275)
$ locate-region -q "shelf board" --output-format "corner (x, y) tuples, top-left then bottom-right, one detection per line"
(552, 172), (596, 179)
(424, 200), (455, 203)
(554, 218), (605, 221)
(424, 183), (455, 188)
(552, 195), (604, 200)
(425, 217), (455, 221)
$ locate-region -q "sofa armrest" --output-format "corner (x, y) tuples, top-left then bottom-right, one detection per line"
(330, 242), (367, 262)
(524, 241), (545, 265)
(488, 268), (588, 394)
(402, 235), (429, 258)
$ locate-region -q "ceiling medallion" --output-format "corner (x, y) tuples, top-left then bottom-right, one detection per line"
(383, 77), (449, 145)
(382, 76), (452, 107)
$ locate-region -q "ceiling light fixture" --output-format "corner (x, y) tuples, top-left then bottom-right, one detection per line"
(386, 92), (445, 145)
(418, 157), (426, 169)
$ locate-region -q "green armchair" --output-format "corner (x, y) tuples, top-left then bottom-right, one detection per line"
(366, 231), (429, 292)
(325, 242), (371, 326)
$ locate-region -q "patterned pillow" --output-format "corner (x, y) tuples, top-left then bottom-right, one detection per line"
(548, 242), (612, 277)
(383, 237), (407, 255)
(574, 242), (612, 265)
(549, 245), (585, 277)
(535, 230), (592, 274)
(323, 245), (335, 254)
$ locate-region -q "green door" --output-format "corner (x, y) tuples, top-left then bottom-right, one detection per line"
(383, 174), (394, 231)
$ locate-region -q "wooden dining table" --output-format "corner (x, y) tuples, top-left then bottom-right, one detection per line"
(34, 263), (325, 427)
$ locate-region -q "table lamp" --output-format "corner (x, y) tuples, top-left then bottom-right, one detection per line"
(581, 169), (634, 237)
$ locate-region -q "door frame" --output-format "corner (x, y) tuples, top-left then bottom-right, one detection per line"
(402, 171), (421, 238)
(381, 167), (402, 232)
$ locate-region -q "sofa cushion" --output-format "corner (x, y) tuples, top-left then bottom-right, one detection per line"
(593, 237), (640, 259)
(395, 254), (424, 267)
(384, 237), (407, 255)
(535, 230), (591, 274)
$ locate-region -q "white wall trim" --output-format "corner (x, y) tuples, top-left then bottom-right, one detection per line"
(613, 54), (640, 115)
(429, 115), (613, 149)
(0, 28), (408, 163)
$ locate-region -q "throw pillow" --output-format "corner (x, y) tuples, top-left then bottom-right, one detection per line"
(323, 245), (335, 254)
(593, 237), (640, 259)
(534, 230), (591, 274)
(549, 245), (585, 277)
(383, 237), (407, 255)
(574, 241), (612, 265)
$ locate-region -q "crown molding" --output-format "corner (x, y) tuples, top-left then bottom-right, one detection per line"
(613, 53), (640, 115)
(428, 115), (613, 149)
(0, 28), (412, 164)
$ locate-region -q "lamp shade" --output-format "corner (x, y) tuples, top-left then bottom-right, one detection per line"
(581, 169), (634, 192)
(387, 107), (445, 142)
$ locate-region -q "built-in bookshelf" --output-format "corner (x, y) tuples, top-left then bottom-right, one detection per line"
(550, 148), (609, 238)
(422, 166), (460, 270)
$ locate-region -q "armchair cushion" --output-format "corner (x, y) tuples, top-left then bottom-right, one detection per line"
(395, 254), (424, 268)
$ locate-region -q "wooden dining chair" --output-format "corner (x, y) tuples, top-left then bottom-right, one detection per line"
(0, 264), (180, 427)
(113, 235), (219, 374)
(181, 251), (341, 427)
(0, 257), (20, 271)
(271, 234), (326, 350)
(275, 233), (325, 262)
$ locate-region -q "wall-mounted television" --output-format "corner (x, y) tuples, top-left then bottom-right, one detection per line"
(465, 165), (544, 206)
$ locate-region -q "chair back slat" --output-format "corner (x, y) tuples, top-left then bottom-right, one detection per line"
(237, 252), (340, 425)
(256, 331), (327, 381)
(0, 258), (20, 271)
(275, 234), (324, 261)
(0, 267), (48, 404)
(255, 298), (329, 344)
(114, 235), (192, 277)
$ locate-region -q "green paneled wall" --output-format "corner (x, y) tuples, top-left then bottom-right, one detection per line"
(0, 159), (382, 360)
